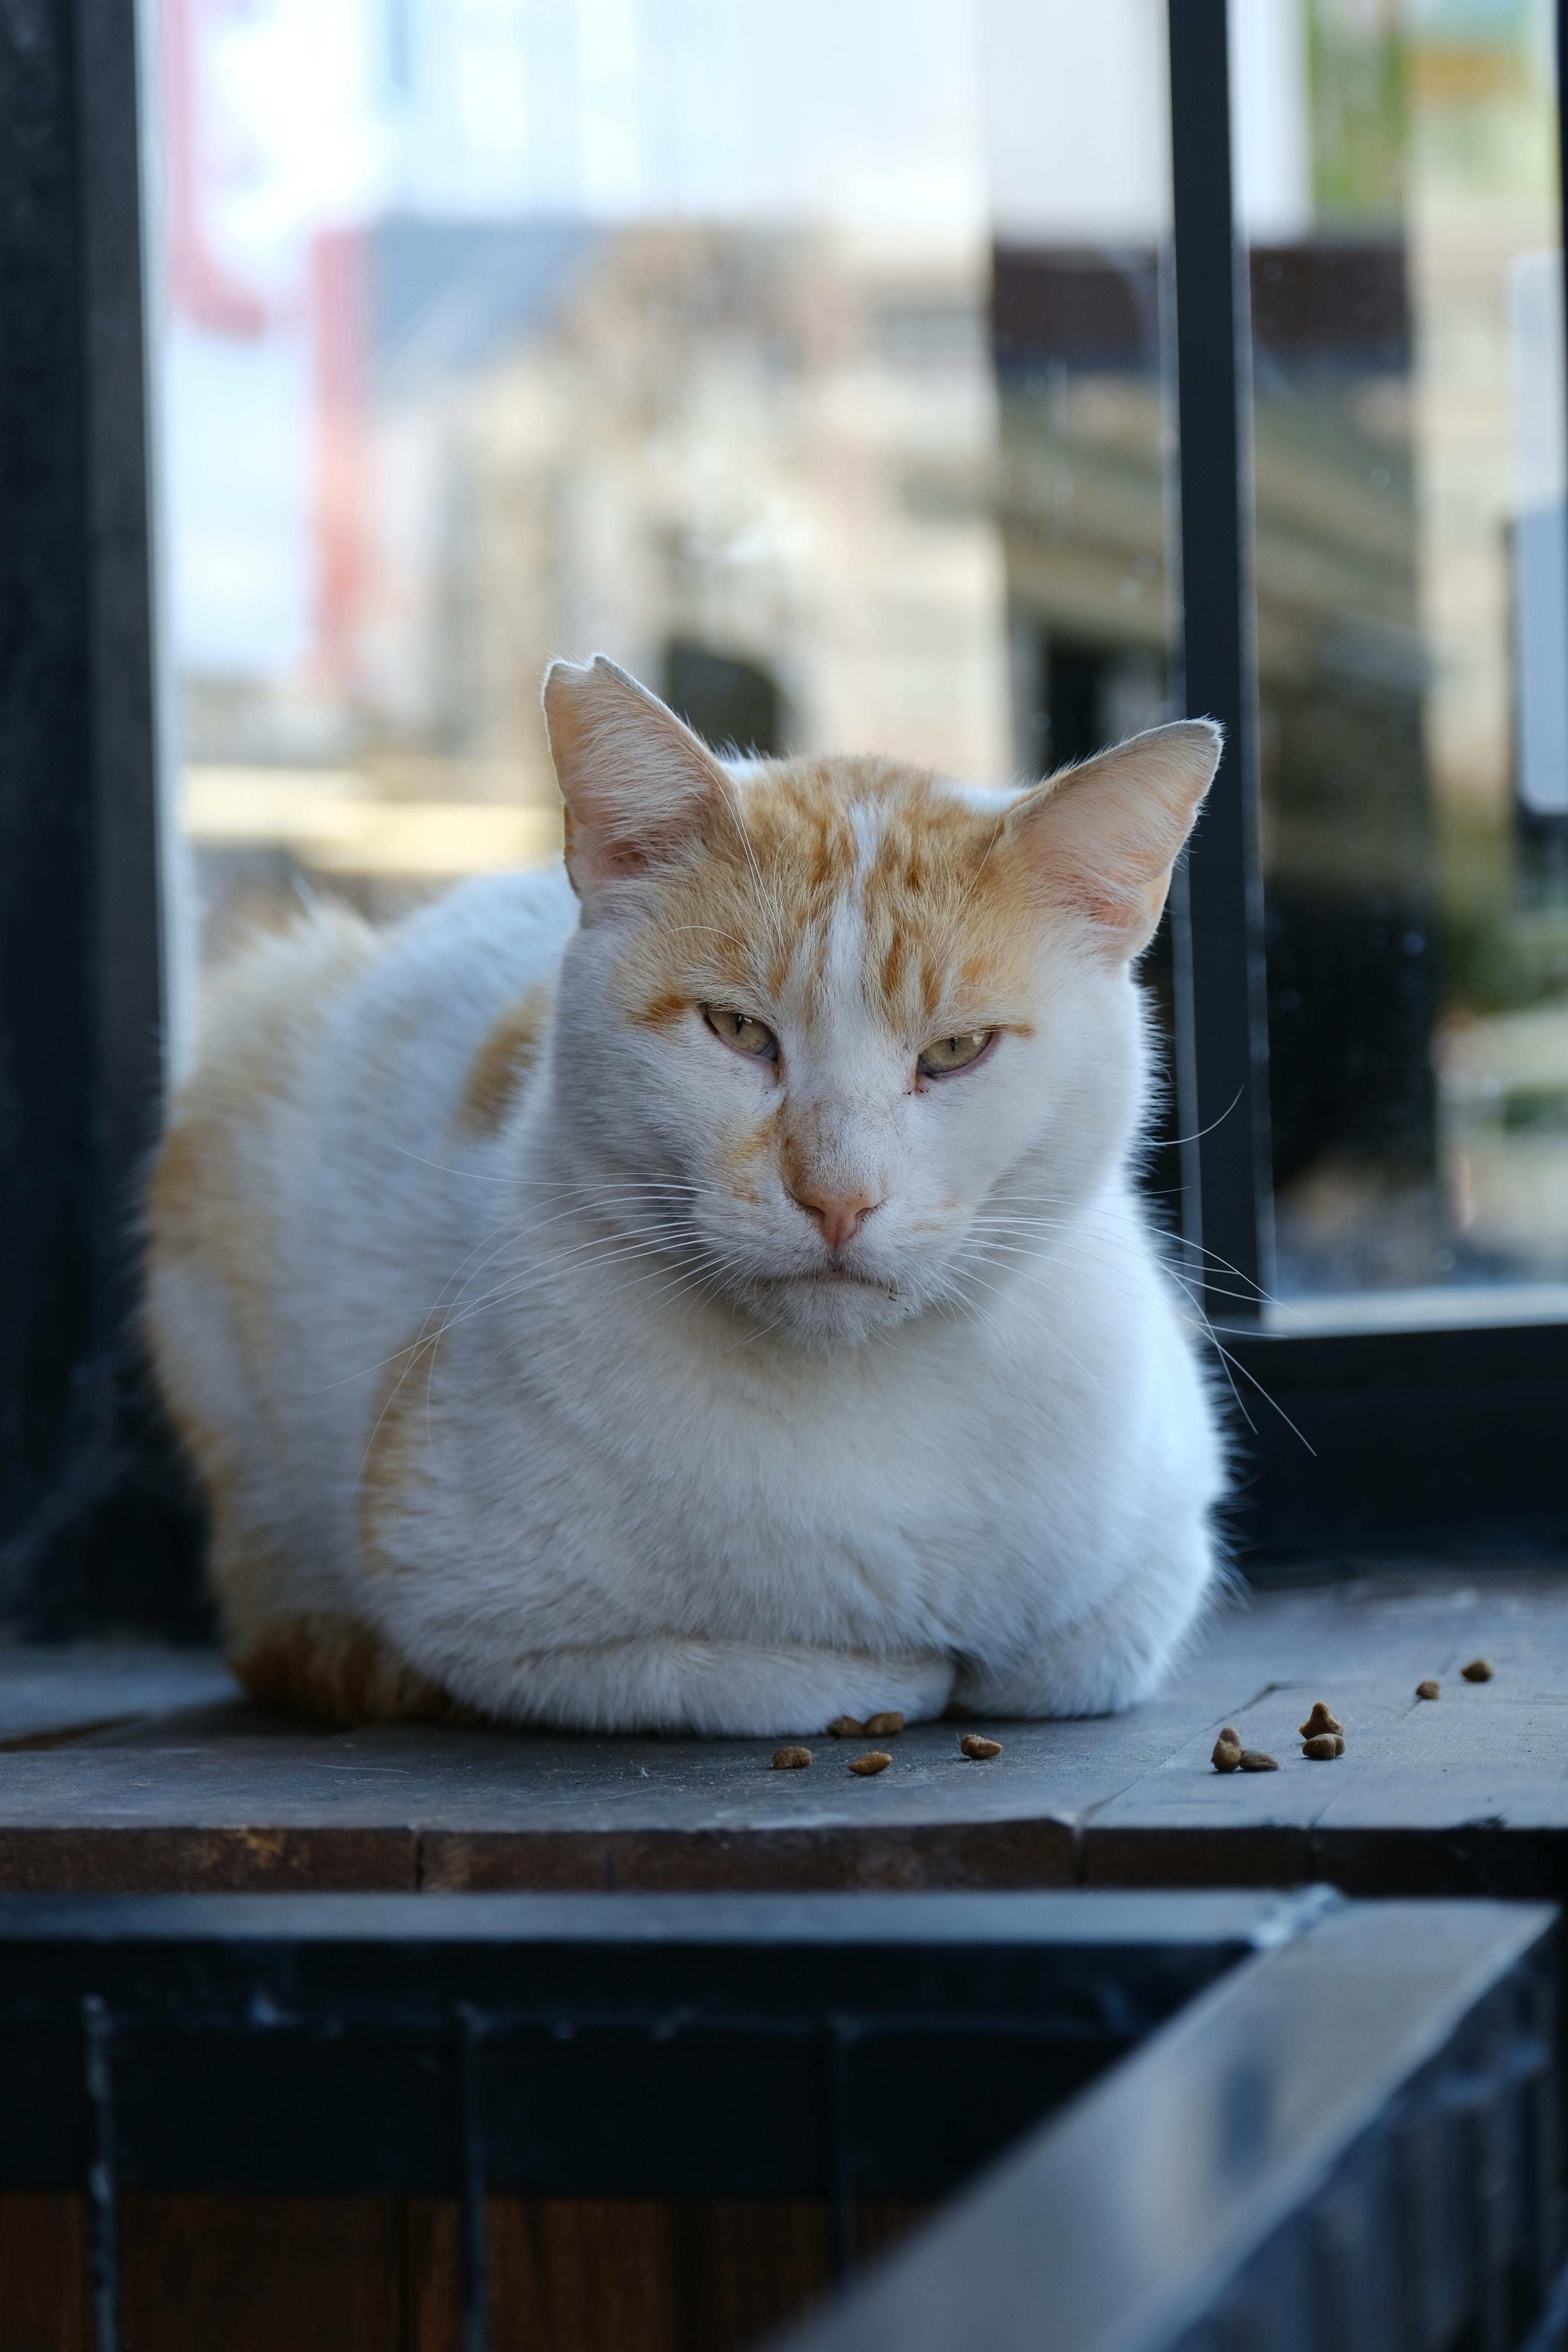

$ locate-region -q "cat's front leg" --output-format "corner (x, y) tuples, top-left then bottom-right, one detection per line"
(425, 1634), (956, 1740)
(952, 1537), (1214, 1720)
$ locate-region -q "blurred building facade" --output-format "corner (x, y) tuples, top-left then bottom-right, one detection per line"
(158, 0), (1568, 1298)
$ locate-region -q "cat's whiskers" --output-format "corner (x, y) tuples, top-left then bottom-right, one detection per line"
(972, 1206), (1271, 1305)
(383, 1226), (723, 1450)
(981, 1190), (1279, 1307)
(360, 1213), (715, 1449)
(447, 1238), (726, 1406)
(325, 1191), (708, 1398)
(430, 1217), (712, 1340)
(428, 1181), (704, 1318)
(962, 1214), (1309, 1448)
(969, 1218), (1266, 1308)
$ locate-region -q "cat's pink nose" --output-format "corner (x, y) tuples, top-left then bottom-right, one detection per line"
(790, 1186), (881, 1253)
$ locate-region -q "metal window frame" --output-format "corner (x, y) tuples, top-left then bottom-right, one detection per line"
(0, 0), (198, 1635)
(0, 0), (1563, 1635)
(1165, 0), (1568, 1562)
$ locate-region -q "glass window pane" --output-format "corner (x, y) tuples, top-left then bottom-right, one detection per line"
(985, 2), (1182, 1212)
(155, 0), (1023, 990)
(1237, 0), (1568, 1318)
(152, 0), (1182, 1152)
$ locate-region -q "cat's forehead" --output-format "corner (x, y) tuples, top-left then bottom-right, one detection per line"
(728, 753), (1012, 897)
(630, 754), (1039, 1034)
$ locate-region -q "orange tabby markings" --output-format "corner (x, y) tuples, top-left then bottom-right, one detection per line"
(715, 1110), (779, 1204)
(231, 1609), (457, 1726)
(457, 982), (553, 1133)
(616, 752), (1051, 1053)
(145, 909), (380, 1547)
(358, 1338), (438, 1583)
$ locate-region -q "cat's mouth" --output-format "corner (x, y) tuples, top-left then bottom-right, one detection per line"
(764, 1266), (892, 1292)
(736, 1259), (912, 1341)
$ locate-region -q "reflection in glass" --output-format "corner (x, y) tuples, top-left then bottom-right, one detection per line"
(158, 0), (1013, 978)
(1243, 0), (1568, 1308)
(152, 0), (1568, 1322)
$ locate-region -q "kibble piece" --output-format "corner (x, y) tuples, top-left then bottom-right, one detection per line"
(1415, 1679), (1439, 1701)
(1211, 1736), (1242, 1773)
(1302, 1733), (1339, 1760)
(848, 1751), (892, 1776)
(864, 1712), (905, 1737)
(1461, 1658), (1494, 1683)
(1299, 1701), (1343, 1738)
(1334, 1734), (1345, 1754)
(827, 1716), (866, 1737)
(772, 1746), (812, 1769)
(1238, 1749), (1279, 1772)
(960, 1734), (1002, 1760)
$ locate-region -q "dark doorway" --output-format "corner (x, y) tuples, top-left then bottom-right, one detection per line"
(662, 641), (783, 757)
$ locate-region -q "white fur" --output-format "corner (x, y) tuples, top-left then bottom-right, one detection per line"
(147, 711), (1226, 1736)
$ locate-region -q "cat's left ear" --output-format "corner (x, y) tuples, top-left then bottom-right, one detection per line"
(542, 654), (729, 902)
(1005, 719), (1223, 957)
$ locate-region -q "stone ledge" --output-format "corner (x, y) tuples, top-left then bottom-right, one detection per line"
(2, 1569), (1565, 1898)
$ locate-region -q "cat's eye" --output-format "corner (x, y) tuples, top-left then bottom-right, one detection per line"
(917, 1029), (994, 1079)
(703, 1005), (778, 1061)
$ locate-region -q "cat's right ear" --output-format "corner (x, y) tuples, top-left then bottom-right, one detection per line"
(542, 655), (729, 903)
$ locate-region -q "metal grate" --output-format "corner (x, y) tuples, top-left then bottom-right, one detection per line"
(0, 1888), (1554, 2352)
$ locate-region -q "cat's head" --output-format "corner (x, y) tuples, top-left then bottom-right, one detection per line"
(542, 655), (1219, 1346)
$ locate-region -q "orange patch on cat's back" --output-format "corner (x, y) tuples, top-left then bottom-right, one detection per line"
(147, 1121), (203, 1228)
(146, 908), (379, 1492)
(358, 1337), (438, 1587)
(458, 983), (553, 1133)
(230, 1608), (457, 1726)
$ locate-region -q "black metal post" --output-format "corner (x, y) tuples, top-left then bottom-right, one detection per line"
(82, 1994), (120, 2352)
(0, 0), (197, 1630)
(1557, 1), (1568, 769)
(457, 2006), (490, 2352)
(1165, 0), (1272, 1320)
(827, 2016), (856, 2283)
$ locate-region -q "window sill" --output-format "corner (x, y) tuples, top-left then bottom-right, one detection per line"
(1, 1569), (1564, 1897)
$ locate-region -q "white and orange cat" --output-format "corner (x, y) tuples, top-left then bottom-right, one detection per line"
(144, 657), (1225, 1735)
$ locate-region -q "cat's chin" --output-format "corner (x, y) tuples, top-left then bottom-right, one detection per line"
(733, 1266), (914, 1347)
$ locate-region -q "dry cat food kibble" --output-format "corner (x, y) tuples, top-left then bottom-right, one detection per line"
(864, 1712), (905, 1737)
(1416, 1679), (1439, 1700)
(848, 1751), (892, 1776)
(1238, 1749), (1279, 1772)
(828, 1716), (866, 1738)
(960, 1735), (1002, 1759)
(1461, 1658), (1494, 1682)
(1211, 1729), (1242, 1772)
(772, 1747), (812, 1770)
(1298, 1701), (1343, 1738)
(1302, 1733), (1340, 1761)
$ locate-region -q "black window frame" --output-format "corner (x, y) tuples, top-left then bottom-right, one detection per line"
(0, 0), (1563, 1637)
(1166, 0), (1568, 1559)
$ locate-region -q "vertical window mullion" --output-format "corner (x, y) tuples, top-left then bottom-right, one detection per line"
(1166, 0), (1273, 1323)
(0, 0), (173, 1627)
(78, 0), (168, 1314)
(1559, 1), (1568, 686)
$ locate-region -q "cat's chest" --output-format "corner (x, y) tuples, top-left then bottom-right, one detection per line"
(417, 1288), (1122, 1646)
